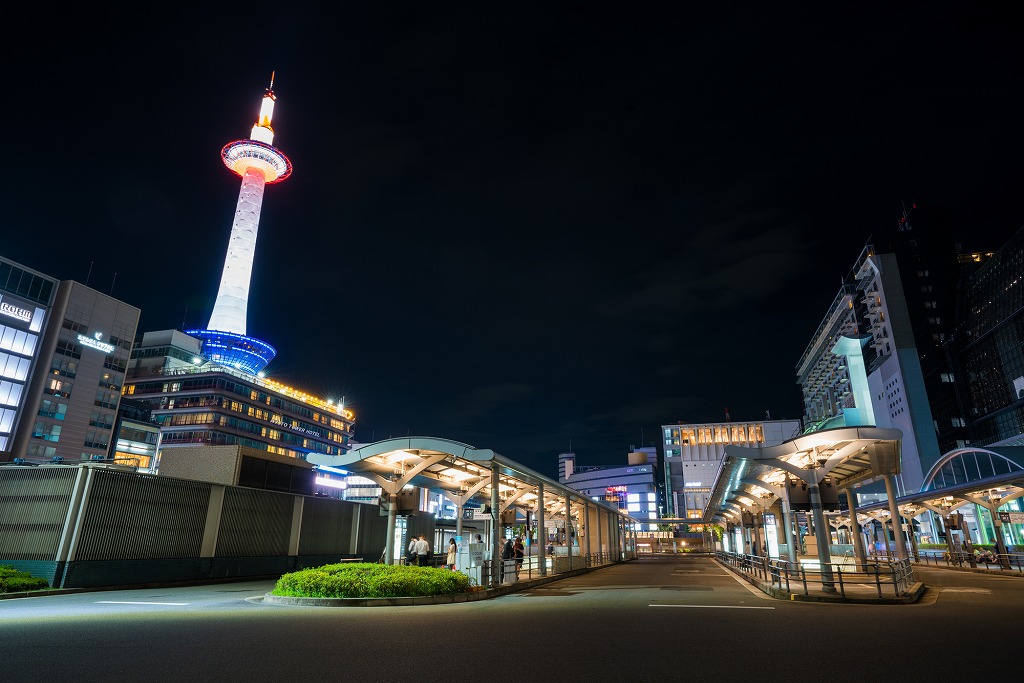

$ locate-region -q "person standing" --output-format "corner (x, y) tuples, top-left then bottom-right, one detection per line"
(406, 535), (418, 566)
(415, 534), (430, 567)
(513, 537), (525, 579)
(501, 537), (514, 582)
(446, 538), (457, 570)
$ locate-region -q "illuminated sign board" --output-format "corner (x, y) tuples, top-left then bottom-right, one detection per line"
(77, 332), (115, 354)
(314, 476), (347, 490)
(684, 482), (703, 487)
(0, 301), (32, 323)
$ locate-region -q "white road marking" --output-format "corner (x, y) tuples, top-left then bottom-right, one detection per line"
(650, 604), (775, 610)
(95, 601), (190, 605)
(939, 588), (992, 594)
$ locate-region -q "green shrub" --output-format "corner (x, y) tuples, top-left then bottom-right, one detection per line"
(273, 562), (471, 599)
(0, 566), (49, 593)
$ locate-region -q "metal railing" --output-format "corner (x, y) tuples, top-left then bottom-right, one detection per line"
(460, 551), (619, 588)
(916, 550), (1024, 573)
(717, 551), (916, 598)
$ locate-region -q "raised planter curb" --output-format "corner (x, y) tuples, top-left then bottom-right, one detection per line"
(262, 561), (627, 607)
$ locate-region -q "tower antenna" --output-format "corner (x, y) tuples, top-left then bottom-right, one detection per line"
(187, 78), (291, 375)
(269, 71), (275, 91)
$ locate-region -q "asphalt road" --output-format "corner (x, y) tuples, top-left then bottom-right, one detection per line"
(2, 556), (1022, 683)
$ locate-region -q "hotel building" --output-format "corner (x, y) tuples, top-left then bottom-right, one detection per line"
(661, 419), (802, 518)
(122, 329), (354, 467)
(796, 211), (987, 494)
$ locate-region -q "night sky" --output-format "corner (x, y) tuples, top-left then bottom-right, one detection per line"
(5, 5), (1022, 478)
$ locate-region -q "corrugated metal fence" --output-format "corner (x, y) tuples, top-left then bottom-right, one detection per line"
(0, 465), (400, 588)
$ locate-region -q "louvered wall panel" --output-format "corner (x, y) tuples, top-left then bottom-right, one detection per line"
(74, 469), (210, 561)
(358, 507), (390, 555)
(298, 497), (353, 555)
(0, 468), (77, 560)
(216, 487), (292, 557)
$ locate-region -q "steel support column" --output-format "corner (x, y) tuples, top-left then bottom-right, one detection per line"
(884, 474), (908, 559)
(809, 480), (836, 592)
(844, 488), (867, 565)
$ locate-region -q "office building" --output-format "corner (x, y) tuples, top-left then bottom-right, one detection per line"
(559, 447), (661, 529)
(662, 419), (801, 518)
(1, 255), (140, 462)
(951, 224), (1024, 449)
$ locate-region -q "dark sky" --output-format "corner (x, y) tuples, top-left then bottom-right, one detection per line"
(4, 4), (1022, 478)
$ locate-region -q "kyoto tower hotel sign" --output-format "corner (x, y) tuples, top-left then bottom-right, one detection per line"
(189, 75), (292, 375)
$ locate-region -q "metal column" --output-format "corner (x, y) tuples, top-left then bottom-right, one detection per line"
(781, 494), (797, 563)
(565, 493), (572, 571)
(808, 478), (836, 592)
(384, 491), (397, 565)
(844, 488), (867, 565)
(491, 468), (500, 587)
(538, 481), (546, 577)
(884, 474), (908, 559)
(584, 501), (592, 565)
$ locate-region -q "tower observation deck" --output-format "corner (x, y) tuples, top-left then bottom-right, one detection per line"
(188, 74), (291, 375)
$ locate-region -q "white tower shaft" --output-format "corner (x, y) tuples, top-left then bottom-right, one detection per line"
(207, 167), (267, 334)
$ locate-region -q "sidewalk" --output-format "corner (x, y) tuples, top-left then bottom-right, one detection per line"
(715, 558), (926, 604)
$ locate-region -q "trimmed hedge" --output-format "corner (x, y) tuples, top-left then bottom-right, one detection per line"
(0, 565), (49, 593)
(272, 562), (472, 598)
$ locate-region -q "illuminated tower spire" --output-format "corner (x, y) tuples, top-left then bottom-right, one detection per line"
(189, 75), (292, 375)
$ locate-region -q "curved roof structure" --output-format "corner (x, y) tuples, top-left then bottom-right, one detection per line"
(706, 426), (903, 524)
(307, 436), (635, 522)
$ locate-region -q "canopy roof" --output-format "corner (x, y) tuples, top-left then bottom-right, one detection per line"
(706, 426), (903, 523)
(308, 436), (634, 522)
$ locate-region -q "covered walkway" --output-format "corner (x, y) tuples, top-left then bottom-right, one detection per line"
(307, 436), (640, 587)
(706, 426), (906, 593)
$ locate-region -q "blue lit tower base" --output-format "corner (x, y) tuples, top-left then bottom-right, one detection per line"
(186, 329), (276, 376)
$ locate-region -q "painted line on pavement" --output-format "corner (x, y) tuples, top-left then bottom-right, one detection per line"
(96, 601), (190, 605)
(650, 604), (775, 610)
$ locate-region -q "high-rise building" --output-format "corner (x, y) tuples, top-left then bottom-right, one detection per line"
(1, 255), (140, 462)
(951, 224), (1024, 448)
(0, 257), (57, 455)
(796, 208), (982, 494)
(661, 419), (801, 518)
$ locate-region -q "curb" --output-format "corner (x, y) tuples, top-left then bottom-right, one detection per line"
(262, 562), (624, 607)
(714, 559), (927, 604)
(0, 588), (91, 600)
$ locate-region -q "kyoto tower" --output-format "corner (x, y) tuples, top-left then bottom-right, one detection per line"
(189, 74), (292, 375)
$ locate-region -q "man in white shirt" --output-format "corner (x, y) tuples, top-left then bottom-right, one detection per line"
(414, 535), (430, 566)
